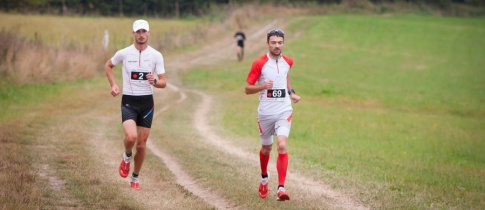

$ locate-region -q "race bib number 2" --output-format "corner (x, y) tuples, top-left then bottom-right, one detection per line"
(267, 89), (286, 98)
(131, 71), (149, 80)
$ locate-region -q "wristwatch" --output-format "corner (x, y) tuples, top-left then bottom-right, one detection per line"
(288, 89), (295, 95)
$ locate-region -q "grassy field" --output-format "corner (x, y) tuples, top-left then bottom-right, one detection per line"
(184, 14), (485, 209)
(0, 13), (222, 209)
(0, 13), (219, 87)
(0, 13), (205, 49)
(1, 11), (485, 209)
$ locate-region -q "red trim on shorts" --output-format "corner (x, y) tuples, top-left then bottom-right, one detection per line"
(258, 121), (263, 134)
(287, 114), (292, 122)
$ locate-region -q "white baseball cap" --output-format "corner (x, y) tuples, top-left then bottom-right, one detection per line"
(133, 19), (149, 32)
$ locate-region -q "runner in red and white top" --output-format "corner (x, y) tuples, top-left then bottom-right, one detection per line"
(245, 29), (301, 201)
(105, 19), (167, 190)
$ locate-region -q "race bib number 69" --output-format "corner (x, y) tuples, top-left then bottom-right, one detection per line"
(267, 89), (286, 98)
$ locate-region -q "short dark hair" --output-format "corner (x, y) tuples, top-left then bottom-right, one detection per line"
(267, 29), (284, 42)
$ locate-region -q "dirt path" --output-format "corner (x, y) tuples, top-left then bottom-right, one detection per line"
(146, 84), (236, 210)
(3, 13), (369, 210)
(192, 90), (368, 210)
(60, 18), (282, 210)
(135, 19), (282, 210)
(143, 17), (368, 209)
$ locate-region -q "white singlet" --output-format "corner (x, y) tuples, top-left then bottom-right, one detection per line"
(246, 53), (294, 115)
(111, 44), (165, 96)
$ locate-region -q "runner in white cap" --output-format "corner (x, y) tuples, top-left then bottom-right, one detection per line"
(245, 29), (301, 201)
(105, 19), (166, 190)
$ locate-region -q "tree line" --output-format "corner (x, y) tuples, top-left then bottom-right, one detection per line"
(0, 0), (483, 17)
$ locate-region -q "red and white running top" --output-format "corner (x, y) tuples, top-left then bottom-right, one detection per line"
(111, 44), (165, 96)
(246, 53), (294, 115)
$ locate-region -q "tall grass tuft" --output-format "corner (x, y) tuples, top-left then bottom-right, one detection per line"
(0, 29), (110, 86)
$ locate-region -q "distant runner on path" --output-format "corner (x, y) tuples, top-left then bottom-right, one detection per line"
(244, 29), (301, 201)
(234, 31), (246, 61)
(104, 19), (167, 190)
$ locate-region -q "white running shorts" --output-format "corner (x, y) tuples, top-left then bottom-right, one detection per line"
(258, 110), (293, 146)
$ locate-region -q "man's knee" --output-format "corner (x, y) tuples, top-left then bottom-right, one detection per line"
(261, 145), (272, 155)
(136, 143), (146, 151)
(125, 134), (137, 143)
(277, 136), (288, 153)
(277, 143), (287, 153)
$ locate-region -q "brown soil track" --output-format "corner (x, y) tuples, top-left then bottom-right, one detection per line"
(143, 18), (368, 209)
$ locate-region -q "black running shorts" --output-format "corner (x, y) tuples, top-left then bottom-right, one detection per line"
(237, 40), (244, 48)
(121, 95), (154, 128)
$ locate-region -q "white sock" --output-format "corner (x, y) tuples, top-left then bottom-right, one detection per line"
(131, 176), (138, 183)
(123, 152), (131, 163)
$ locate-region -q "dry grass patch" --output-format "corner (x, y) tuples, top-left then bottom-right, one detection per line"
(0, 78), (216, 209)
(0, 30), (110, 85)
(0, 123), (44, 209)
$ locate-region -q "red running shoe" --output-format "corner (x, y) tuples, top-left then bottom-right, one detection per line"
(130, 177), (140, 190)
(258, 182), (268, 198)
(277, 187), (290, 201)
(258, 175), (269, 198)
(119, 159), (130, 178)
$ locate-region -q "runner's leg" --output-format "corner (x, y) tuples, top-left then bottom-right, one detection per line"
(260, 145), (272, 174)
(259, 116), (274, 175)
(275, 111), (291, 188)
(241, 47), (244, 60)
(258, 115), (275, 198)
(133, 126), (150, 175)
(118, 120), (137, 178)
(122, 120), (138, 154)
(276, 135), (288, 187)
(237, 46), (243, 61)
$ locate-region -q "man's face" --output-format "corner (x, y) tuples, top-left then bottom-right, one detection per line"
(267, 36), (284, 57)
(133, 29), (150, 45)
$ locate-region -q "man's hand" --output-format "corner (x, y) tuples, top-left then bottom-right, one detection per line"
(146, 72), (155, 85)
(111, 84), (120, 97)
(290, 93), (300, 103)
(264, 80), (273, 90)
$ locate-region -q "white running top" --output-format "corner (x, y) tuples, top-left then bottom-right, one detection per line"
(246, 53), (294, 115)
(111, 44), (165, 96)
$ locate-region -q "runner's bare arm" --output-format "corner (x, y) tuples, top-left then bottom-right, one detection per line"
(287, 74), (300, 103)
(245, 80), (273, 95)
(286, 73), (294, 93)
(154, 73), (167, 88)
(105, 59), (120, 97)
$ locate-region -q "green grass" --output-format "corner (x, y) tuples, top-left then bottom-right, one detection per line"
(0, 13), (233, 209)
(288, 15), (485, 115)
(184, 14), (485, 209)
(2, 12), (484, 209)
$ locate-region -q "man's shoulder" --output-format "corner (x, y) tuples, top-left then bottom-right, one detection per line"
(281, 54), (293, 61)
(147, 46), (163, 56)
(116, 45), (135, 54)
(281, 55), (294, 66)
(253, 54), (268, 65)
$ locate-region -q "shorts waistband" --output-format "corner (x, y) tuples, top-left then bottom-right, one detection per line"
(122, 94), (153, 102)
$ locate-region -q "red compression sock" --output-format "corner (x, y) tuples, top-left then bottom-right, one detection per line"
(277, 153), (288, 186)
(260, 150), (270, 175)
